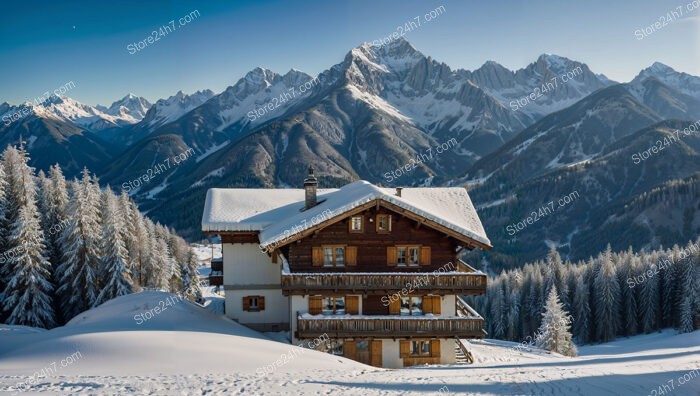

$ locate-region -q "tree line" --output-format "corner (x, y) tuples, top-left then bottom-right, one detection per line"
(470, 240), (699, 346)
(0, 145), (201, 329)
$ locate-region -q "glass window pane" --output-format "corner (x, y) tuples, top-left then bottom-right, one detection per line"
(378, 215), (388, 230)
(400, 296), (410, 316)
(410, 341), (419, 355)
(323, 248), (333, 266)
(335, 247), (345, 266)
(332, 340), (344, 355)
(335, 297), (345, 314)
(412, 296), (423, 316)
(323, 297), (335, 314)
(421, 341), (431, 355)
(409, 247), (419, 266)
(351, 216), (362, 231)
(356, 341), (369, 351)
(397, 247), (407, 266)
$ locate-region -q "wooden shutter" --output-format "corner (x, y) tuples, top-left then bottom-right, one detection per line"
(431, 296), (441, 315)
(430, 340), (440, 358)
(423, 296), (433, 314)
(389, 298), (401, 315)
(346, 246), (357, 266)
(388, 215), (392, 231)
(346, 296), (360, 315)
(344, 341), (356, 360)
(420, 246), (431, 266)
(242, 297), (250, 311)
(259, 296), (265, 310)
(370, 340), (382, 367)
(312, 247), (323, 266)
(309, 296), (323, 315)
(271, 250), (278, 264)
(399, 340), (410, 358)
(386, 247), (397, 266)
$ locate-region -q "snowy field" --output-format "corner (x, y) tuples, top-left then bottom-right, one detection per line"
(0, 291), (698, 395)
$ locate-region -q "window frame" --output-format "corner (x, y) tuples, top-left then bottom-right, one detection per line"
(396, 245), (421, 267)
(376, 214), (392, 233)
(349, 215), (364, 233)
(409, 340), (432, 357)
(322, 296), (346, 315)
(322, 245), (346, 267)
(399, 296), (424, 316)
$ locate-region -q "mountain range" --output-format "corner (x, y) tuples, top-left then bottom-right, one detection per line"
(3, 38), (698, 268)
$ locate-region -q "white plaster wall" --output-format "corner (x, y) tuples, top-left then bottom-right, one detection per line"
(440, 338), (456, 364)
(441, 295), (456, 316)
(224, 289), (288, 326)
(380, 338), (455, 368)
(223, 243), (281, 286)
(290, 295), (308, 345)
(381, 339), (403, 369)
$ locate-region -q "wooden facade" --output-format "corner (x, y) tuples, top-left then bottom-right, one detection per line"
(283, 206), (462, 273)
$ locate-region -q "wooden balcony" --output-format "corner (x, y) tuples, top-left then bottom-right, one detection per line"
(295, 314), (485, 339)
(281, 259), (486, 296)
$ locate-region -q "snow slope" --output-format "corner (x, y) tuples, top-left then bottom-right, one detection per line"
(0, 291), (698, 395)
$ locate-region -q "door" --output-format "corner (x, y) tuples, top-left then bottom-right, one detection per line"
(355, 340), (371, 365)
(370, 340), (382, 367)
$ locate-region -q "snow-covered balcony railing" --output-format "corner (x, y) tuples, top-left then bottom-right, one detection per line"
(281, 259), (486, 296)
(295, 313), (485, 339)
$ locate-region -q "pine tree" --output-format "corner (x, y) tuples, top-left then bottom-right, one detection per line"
(638, 259), (659, 333)
(618, 252), (638, 336)
(677, 243), (696, 333)
(572, 271), (591, 343)
(182, 248), (202, 301)
(535, 286), (577, 357)
(0, 162), (9, 302)
(594, 245), (620, 342)
(57, 169), (102, 320)
(94, 188), (132, 306)
(0, 146), (55, 328)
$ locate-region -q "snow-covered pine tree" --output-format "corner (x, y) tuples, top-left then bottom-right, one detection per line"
(594, 245), (620, 342)
(0, 145), (55, 328)
(572, 270), (591, 344)
(94, 188), (132, 306)
(0, 162), (9, 300)
(677, 242), (696, 333)
(489, 279), (506, 339)
(57, 169), (103, 320)
(618, 251), (638, 336)
(535, 285), (577, 357)
(182, 247), (202, 301)
(638, 256), (659, 333)
(659, 249), (676, 328)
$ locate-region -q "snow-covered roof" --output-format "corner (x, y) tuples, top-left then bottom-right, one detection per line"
(202, 180), (491, 249)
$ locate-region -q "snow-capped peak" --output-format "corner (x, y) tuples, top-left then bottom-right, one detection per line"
(633, 62), (700, 100)
(143, 89), (216, 128)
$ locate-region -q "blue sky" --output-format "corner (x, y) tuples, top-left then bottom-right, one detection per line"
(1, 0), (698, 105)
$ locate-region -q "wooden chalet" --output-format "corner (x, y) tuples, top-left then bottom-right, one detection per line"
(201, 166), (492, 368)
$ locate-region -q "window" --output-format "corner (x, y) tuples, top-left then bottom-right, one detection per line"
(410, 340), (431, 356)
(323, 246), (345, 267)
(318, 339), (344, 356)
(242, 296), (265, 312)
(349, 216), (364, 233)
(322, 297), (346, 315)
(376, 214), (391, 232)
(400, 296), (423, 316)
(396, 246), (420, 267)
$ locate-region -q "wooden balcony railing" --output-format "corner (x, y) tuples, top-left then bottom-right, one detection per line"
(296, 314), (484, 339)
(281, 259), (486, 296)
